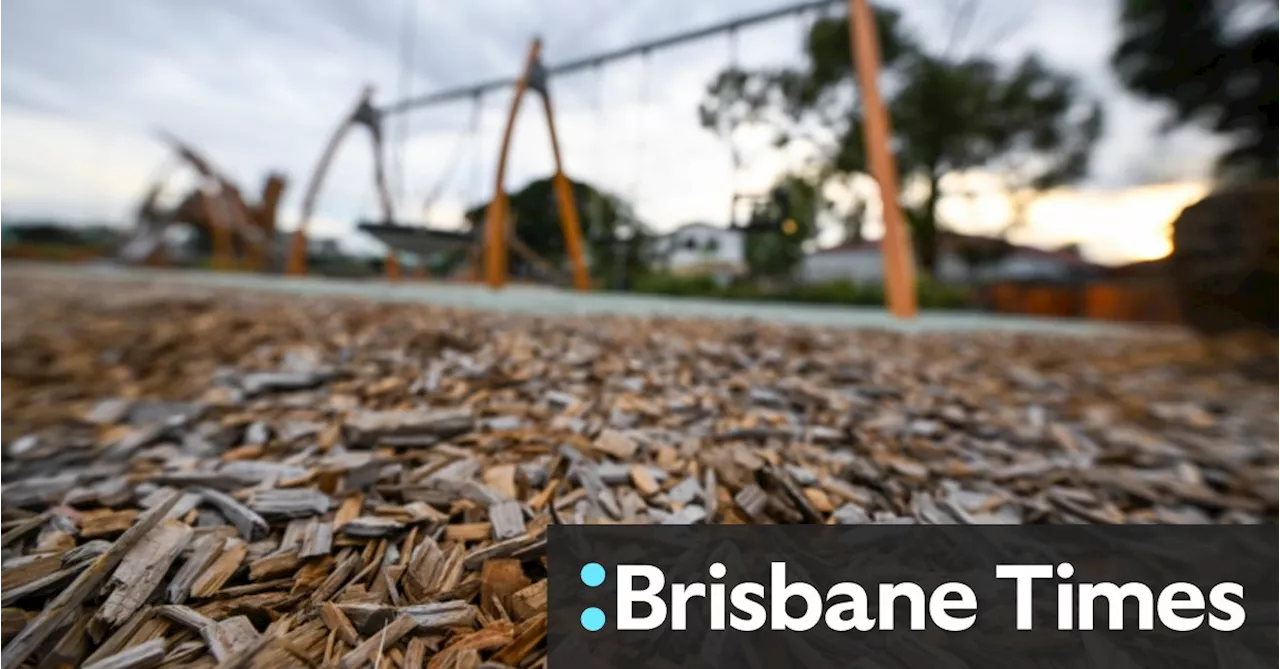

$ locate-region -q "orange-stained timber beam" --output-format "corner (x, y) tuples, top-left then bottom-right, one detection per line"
(483, 40), (543, 289)
(201, 192), (237, 271)
(848, 0), (917, 318)
(385, 253), (402, 281)
(541, 91), (592, 292)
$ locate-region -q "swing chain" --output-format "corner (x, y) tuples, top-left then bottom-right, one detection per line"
(588, 62), (607, 239)
(421, 92), (484, 220)
(726, 27), (742, 227)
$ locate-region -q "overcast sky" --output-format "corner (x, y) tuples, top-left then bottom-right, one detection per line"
(1, 0), (1230, 263)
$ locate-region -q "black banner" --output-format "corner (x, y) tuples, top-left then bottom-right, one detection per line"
(548, 525), (1277, 668)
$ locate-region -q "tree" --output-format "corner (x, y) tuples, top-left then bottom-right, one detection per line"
(742, 173), (822, 279)
(699, 5), (1103, 275)
(837, 198), (868, 245)
(465, 176), (653, 285)
(1111, 0), (1277, 181)
(737, 172), (824, 280)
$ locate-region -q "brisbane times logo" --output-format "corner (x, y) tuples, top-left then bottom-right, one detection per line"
(574, 561), (1247, 633)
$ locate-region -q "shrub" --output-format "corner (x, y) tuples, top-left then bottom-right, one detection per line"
(631, 272), (973, 310)
(632, 273), (722, 297)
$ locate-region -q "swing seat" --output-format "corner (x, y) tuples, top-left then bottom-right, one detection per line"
(358, 221), (475, 256)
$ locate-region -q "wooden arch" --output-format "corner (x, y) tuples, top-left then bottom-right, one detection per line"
(480, 39), (591, 291)
(127, 135), (282, 271)
(849, 0), (917, 317)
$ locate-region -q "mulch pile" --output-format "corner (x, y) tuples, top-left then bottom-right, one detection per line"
(1, 273), (1275, 668)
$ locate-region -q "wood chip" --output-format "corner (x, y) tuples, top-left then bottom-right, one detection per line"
(300, 519), (333, 558)
(167, 533), (223, 604)
(337, 600), (476, 635)
(210, 615), (260, 662)
(630, 465), (660, 496)
(488, 501), (526, 541)
(247, 489), (331, 520)
(248, 550), (299, 581)
(592, 429), (638, 459)
(480, 558), (531, 618)
(189, 538), (247, 598)
(81, 637), (166, 669)
(2, 490), (181, 669)
(94, 518), (193, 631)
(3, 270), (1276, 669)
(320, 601), (360, 646)
(344, 408), (473, 446)
(80, 509), (140, 539)
(509, 579), (547, 620)
(196, 488), (268, 541)
(336, 615), (417, 669)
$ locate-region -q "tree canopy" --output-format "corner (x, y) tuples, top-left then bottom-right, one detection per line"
(1111, 0), (1277, 180)
(741, 173), (822, 279)
(699, 5), (1103, 275)
(464, 176), (653, 286)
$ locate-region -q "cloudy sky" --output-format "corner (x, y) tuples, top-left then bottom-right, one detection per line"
(2, 0), (1229, 263)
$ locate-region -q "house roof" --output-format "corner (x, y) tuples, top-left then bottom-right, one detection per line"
(1003, 245), (1094, 267)
(811, 233), (1096, 268)
(1101, 256), (1170, 277)
(811, 240), (881, 255)
(658, 222), (739, 237)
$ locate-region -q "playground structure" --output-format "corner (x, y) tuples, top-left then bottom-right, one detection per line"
(88, 3), (1280, 334)
(119, 134), (287, 271)
(280, 0), (918, 317)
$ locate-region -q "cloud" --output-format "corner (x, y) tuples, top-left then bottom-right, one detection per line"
(2, 0), (1226, 262)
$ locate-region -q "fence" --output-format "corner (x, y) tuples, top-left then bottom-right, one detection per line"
(983, 279), (1181, 324)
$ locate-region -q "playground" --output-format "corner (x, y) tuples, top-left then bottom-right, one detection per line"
(105, 0), (922, 313)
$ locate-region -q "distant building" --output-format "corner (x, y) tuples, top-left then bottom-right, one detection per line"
(1099, 257), (1170, 280)
(800, 241), (885, 285)
(800, 233), (1097, 285)
(652, 223), (746, 284)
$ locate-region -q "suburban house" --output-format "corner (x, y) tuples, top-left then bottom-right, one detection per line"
(652, 222), (747, 284)
(800, 233), (1097, 285)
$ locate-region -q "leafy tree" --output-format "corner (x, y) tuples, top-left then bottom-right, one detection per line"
(465, 176), (653, 285)
(1111, 0), (1277, 180)
(699, 6), (1103, 275)
(837, 198), (868, 245)
(742, 173), (822, 279)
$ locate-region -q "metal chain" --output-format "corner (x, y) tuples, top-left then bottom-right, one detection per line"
(590, 63), (607, 237)
(628, 52), (650, 212)
(467, 93), (485, 225)
(732, 28), (742, 227)
(392, 0), (419, 208)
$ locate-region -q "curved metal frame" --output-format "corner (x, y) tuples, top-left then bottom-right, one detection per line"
(483, 39), (591, 291)
(287, 86), (396, 278)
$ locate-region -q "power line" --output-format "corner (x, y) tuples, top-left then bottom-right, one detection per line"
(378, 0), (843, 116)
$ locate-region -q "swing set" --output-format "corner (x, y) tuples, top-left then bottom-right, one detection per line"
(286, 0), (918, 318)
